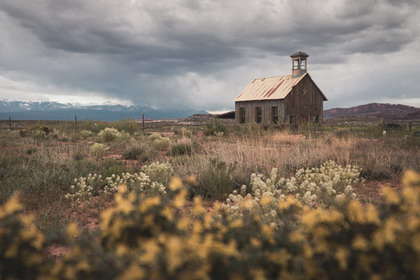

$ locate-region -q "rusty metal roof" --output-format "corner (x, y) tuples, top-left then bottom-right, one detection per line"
(234, 73), (308, 102)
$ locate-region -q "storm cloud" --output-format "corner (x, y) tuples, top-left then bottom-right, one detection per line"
(0, 0), (419, 110)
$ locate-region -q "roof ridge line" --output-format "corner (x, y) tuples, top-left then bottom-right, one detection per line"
(253, 74), (291, 80)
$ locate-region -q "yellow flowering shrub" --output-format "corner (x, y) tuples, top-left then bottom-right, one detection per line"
(0, 194), (46, 280)
(297, 170), (420, 280)
(0, 170), (419, 279)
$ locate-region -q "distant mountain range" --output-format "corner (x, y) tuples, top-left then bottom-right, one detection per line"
(0, 101), (206, 121)
(2, 101), (419, 121)
(324, 103), (420, 120)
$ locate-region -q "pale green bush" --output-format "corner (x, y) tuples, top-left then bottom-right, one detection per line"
(89, 143), (108, 159)
(224, 161), (362, 224)
(65, 162), (173, 202)
(148, 133), (171, 150)
(80, 129), (93, 139)
(98, 127), (129, 142)
(151, 136), (171, 151)
(142, 162), (174, 185)
(148, 133), (162, 141)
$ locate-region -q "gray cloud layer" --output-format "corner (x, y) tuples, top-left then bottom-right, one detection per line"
(0, 0), (419, 110)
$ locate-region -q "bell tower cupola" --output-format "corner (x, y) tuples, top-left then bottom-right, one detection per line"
(290, 51), (309, 77)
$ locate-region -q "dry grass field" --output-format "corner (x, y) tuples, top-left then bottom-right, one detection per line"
(0, 119), (419, 279)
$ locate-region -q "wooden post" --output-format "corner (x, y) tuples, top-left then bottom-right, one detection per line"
(8, 114), (12, 130)
(142, 113), (145, 134)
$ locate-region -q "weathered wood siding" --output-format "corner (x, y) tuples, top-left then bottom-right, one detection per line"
(235, 74), (325, 126)
(284, 75), (324, 125)
(235, 100), (285, 125)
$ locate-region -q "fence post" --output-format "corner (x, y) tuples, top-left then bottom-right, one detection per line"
(74, 114), (78, 135)
(8, 114), (12, 130)
(142, 113), (145, 134)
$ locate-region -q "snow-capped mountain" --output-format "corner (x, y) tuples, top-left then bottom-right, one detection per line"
(0, 101), (205, 121)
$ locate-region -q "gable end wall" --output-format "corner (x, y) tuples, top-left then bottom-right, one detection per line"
(284, 75), (324, 123)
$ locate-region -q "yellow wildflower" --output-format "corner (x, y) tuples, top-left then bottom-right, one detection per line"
(66, 222), (79, 239)
(192, 197), (206, 215)
(278, 196), (299, 210)
(352, 235), (368, 251)
(161, 206), (174, 221)
(140, 240), (160, 264)
(118, 184), (128, 193)
(3, 194), (22, 215)
(267, 249), (290, 265)
(260, 195), (272, 206)
(402, 170), (420, 188)
(116, 245), (130, 256)
(365, 204), (380, 224)
(289, 231), (304, 242)
(383, 217), (401, 243)
(301, 210), (319, 227)
(185, 175), (198, 185)
(118, 264), (144, 280)
(230, 219), (243, 228)
(169, 177), (183, 190)
(166, 236), (183, 272)
(251, 269), (266, 280)
(335, 247), (349, 269)
(177, 217), (190, 231)
(347, 200), (366, 223)
(382, 187), (400, 205)
(250, 238), (261, 247)
(241, 198), (254, 209)
(173, 190), (187, 208)
(139, 196), (161, 212)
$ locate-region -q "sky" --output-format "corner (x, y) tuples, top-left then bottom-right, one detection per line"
(0, 0), (419, 111)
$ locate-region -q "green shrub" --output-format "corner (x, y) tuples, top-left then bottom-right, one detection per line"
(193, 158), (237, 200)
(204, 120), (227, 136)
(25, 148), (37, 155)
(98, 128), (129, 142)
(113, 120), (140, 135)
(152, 137), (171, 151)
(19, 129), (29, 137)
(72, 151), (86, 161)
(169, 143), (193, 156)
(123, 146), (145, 160)
(361, 166), (393, 180)
(123, 144), (156, 163)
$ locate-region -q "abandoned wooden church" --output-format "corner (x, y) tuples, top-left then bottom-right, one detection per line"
(234, 51), (327, 126)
